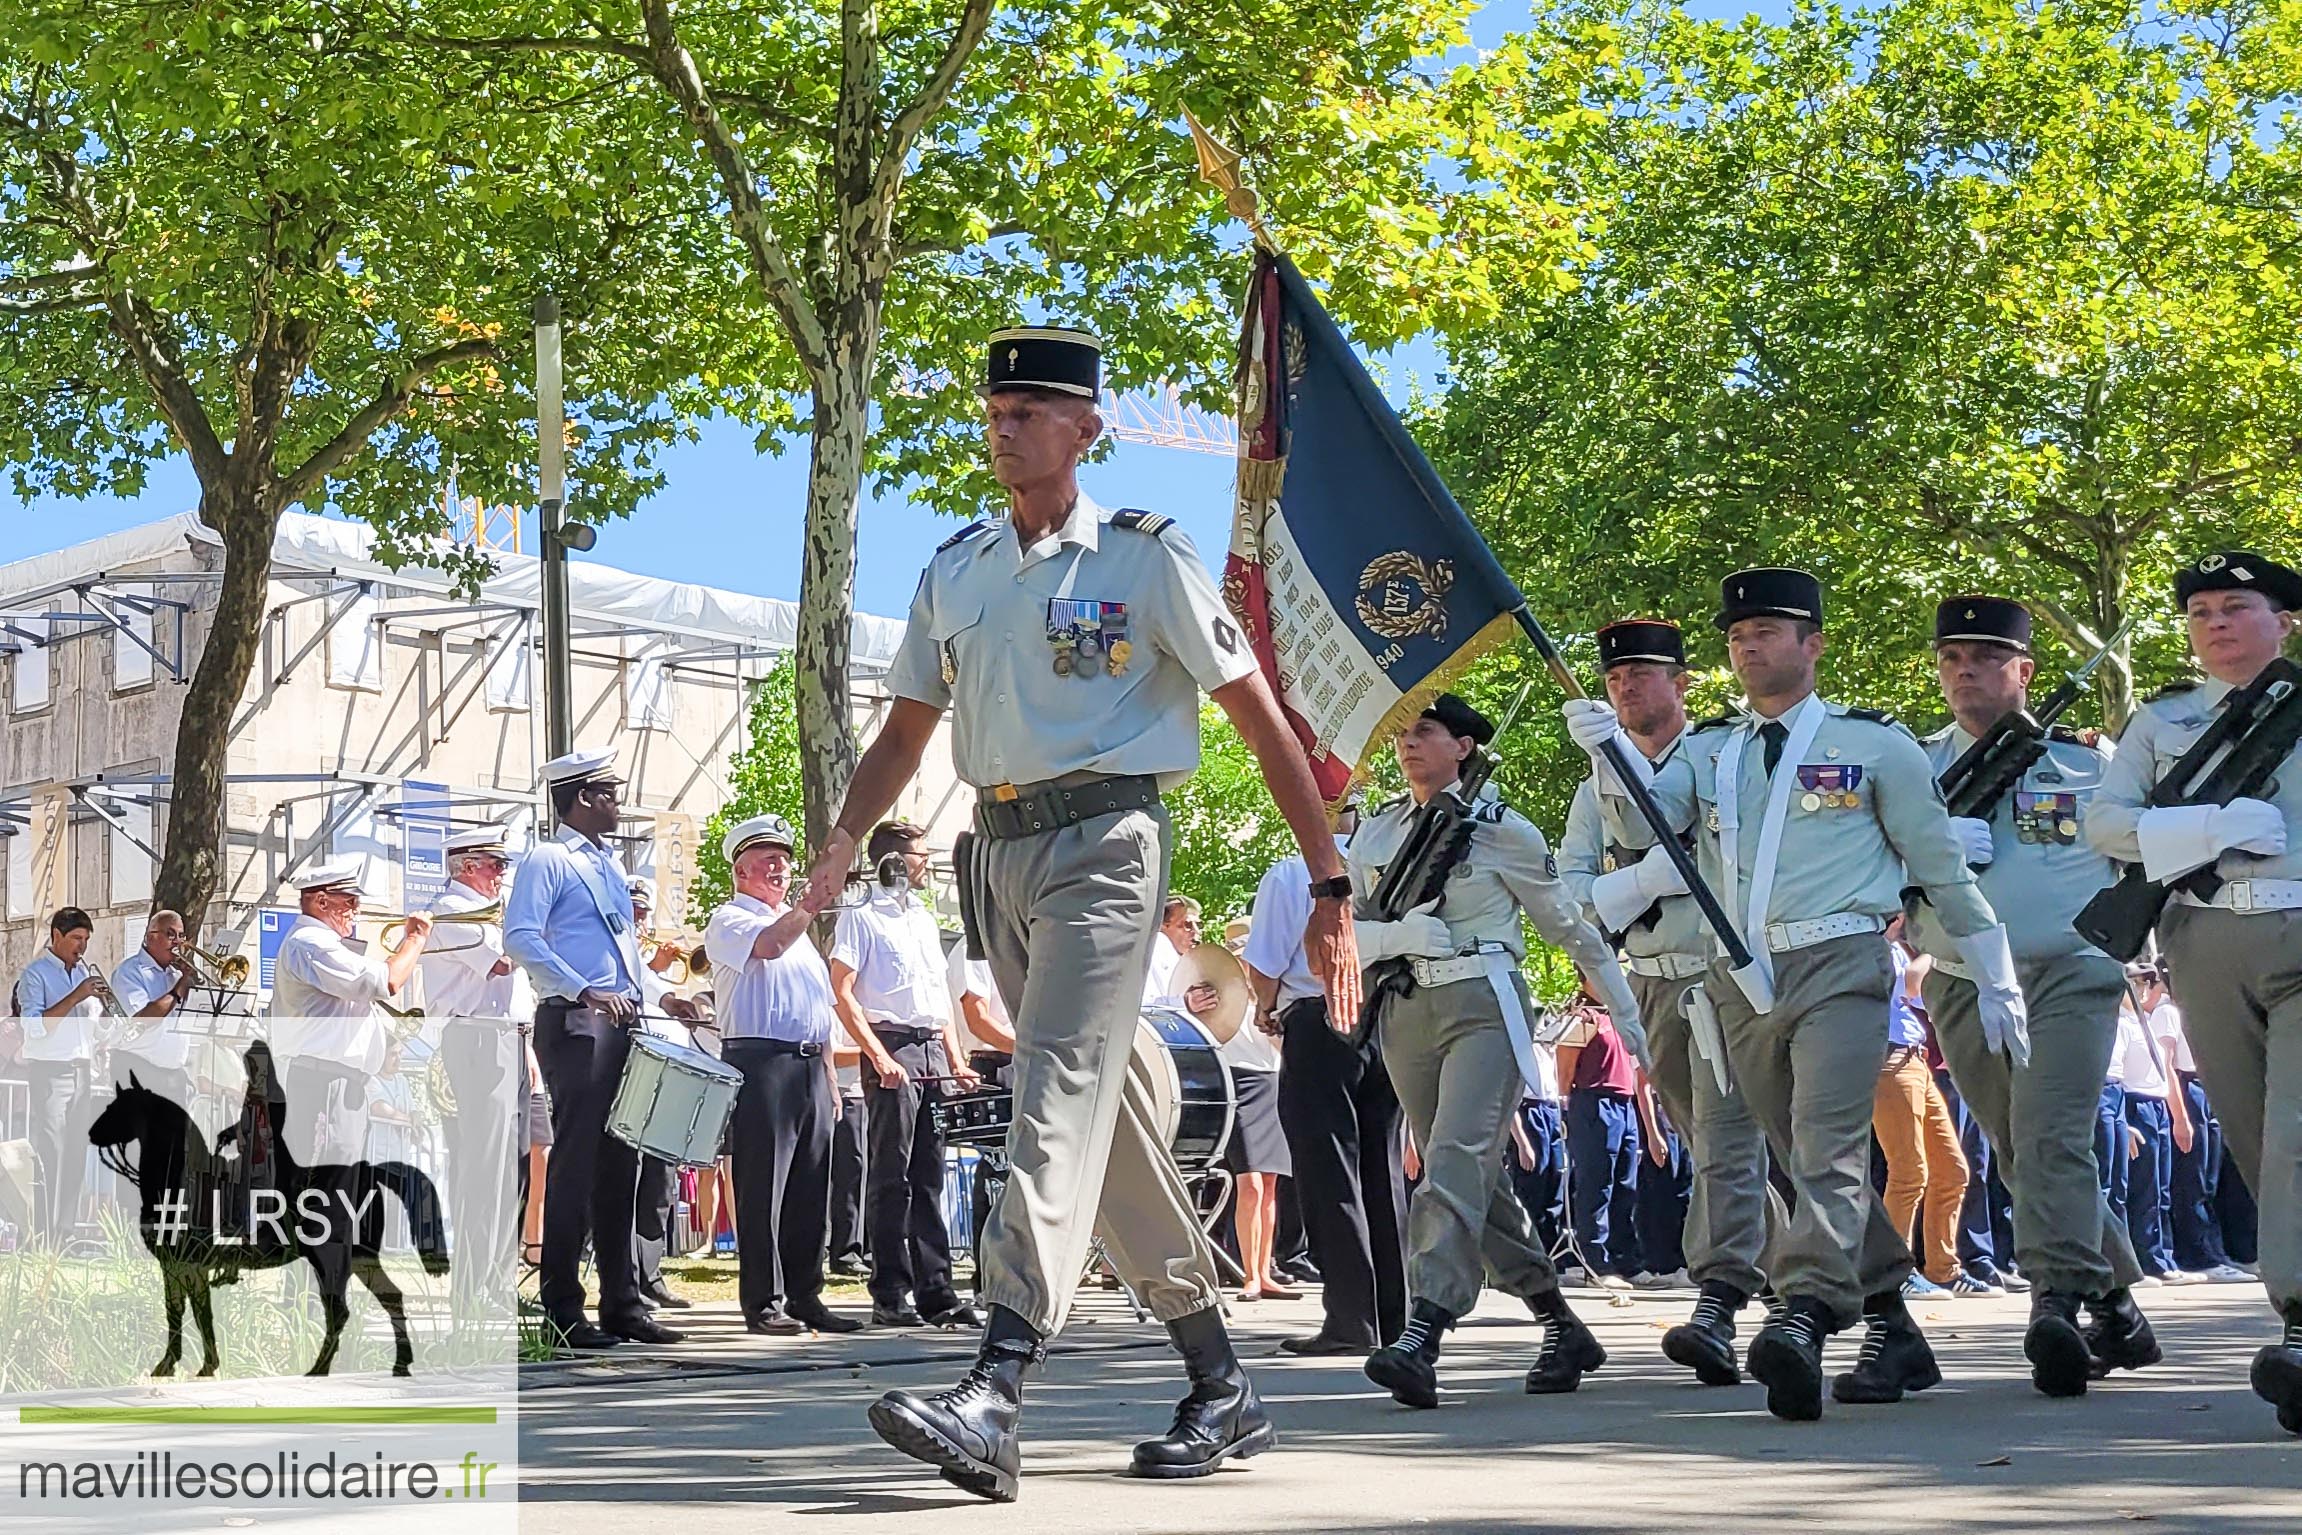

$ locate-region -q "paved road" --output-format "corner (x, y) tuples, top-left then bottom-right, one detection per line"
(518, 1284), (2301, 1533)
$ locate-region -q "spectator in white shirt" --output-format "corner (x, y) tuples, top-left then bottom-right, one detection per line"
(13, 907), (106, 1241)
(2120, 971), (2199, 1284)
(1217, 913), (1295, 1303)
(107, 909), (200, 1107)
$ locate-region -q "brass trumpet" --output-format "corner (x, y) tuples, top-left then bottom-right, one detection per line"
(379, 901), (503, 947)
(186, 944), (251, 987)
(377, 996), (427, 1041)
(654, 941), (711, 986)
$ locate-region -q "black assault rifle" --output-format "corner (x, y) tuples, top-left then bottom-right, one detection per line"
(2073, 655), (2302, 961)
(1937, 617), (2134, 821)
(1350, 745), (1498, 1048)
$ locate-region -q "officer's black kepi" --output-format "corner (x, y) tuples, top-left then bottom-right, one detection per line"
(1596, 619), (1686, 669)
(1715, 567), (1824, 631)
(2174, 550), (2302, 612)
(982, 325), (1101, 400)
(1933, 596), (2032, 653)
(1421, 693), (1494, 745)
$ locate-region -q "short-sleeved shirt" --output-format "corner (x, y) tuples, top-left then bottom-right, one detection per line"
(705, 894), (835, 1045)
(1143, 931), (1185, 1008)
(14, 951), (101, 1062)
(2110, 1002), (2170, 1098)
(1886, 944), (1928, 1048)
(267, 915), (393, 1073)
(885, 492), (1259, 789)
(1242, 840), (1352, 1006)
(947, 944), (1011, 1054)
(1558, 1008), (1638, 1094)
(831, 888), (952, 1033)
(110, 947), (193, 1070)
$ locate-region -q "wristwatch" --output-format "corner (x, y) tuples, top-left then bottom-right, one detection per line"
(1309, 873), (1353, 900)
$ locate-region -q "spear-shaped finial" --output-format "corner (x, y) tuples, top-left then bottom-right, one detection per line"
(1183, 106), (1276, 250)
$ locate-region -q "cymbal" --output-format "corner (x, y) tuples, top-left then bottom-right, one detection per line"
(1171, 940), (1253, 1044)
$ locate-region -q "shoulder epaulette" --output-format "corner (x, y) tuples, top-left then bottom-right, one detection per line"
(1690, 713), (1738, 733)
(936, 520), (994, 553)
(1472, 798), (1509, 824)
(2047, 724), (2102, 747)
(1110, 508), (1176, 536)
(2146, 678), (2202, 702)
(1369, 793), (1409, 819)
(1844, 706), (1898, 726)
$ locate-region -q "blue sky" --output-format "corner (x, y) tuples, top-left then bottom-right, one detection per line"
(2, 0), (1791, 620)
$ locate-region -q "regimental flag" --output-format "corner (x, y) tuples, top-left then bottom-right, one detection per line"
(1223, 249), (1525, 803)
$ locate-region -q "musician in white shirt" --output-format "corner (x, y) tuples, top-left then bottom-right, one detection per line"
(108, 909), (201, 1106)
(267, 861), (430, 1163)
(13, 907), (106, 1241)
(423, 827), (525, 1310)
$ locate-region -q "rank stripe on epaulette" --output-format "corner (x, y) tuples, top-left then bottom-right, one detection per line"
(937, 520), (993, 552)
(1111, 508), (1175, 535)
(1690, 714), (1738, 733)
(1844, 706), (1898, 726)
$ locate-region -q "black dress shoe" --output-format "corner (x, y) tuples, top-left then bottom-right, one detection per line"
(1747, 1298), (1832, 1421)
(830, 1256), (872, 1280)
(605, 1314), (687, 1345)
(747, 1311), (806, 1336)
(2250, 1307), (2302, 1436)
(1131, 1309), (1277, 1478)
(2023, 1291), (2093, 1398)
(789, 1299), (865, 1334)
(1524, 1300), (1606, 1394)
(868, 1305), (1043, 1503)
(644, 1281), (694, 1311)
(1277, 1256), (1322, 1285)
(927, 1303), (984, 1330)
(550, 1319), (624, 1351)
(1363, 1300), (1451, 1409)
(1279, 1331), (1373, 1357)
(1831, 1294), (1939, 1404)
(875, 1304), (928, 1328)
(2085, 1288), (2163, 1378)
(1662, 1284), (1744, 1386)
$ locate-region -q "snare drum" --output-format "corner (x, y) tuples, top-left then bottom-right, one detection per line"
(607, 1031), (744, 1166)
(927, 1007), (1236, 1175)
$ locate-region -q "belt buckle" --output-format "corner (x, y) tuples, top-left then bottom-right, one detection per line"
(2226, 879), (2254, 912)
(990, 783), (1019, 802)
(1764, 923), (1791, 953)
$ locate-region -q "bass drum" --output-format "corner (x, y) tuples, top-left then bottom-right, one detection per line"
(1134, 1006), (1235, 1176)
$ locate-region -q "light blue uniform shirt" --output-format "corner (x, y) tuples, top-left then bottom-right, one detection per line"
(502, 826), (640, 1003)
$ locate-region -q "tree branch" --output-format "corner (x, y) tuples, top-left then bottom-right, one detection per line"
(870, 0), (996, 214)
(278, 336), (501, 505)
(0, 294), (103, 316)
(636, 0), (828, 371)
(401, 28), (653, 66)
(0, 265), (98, 296)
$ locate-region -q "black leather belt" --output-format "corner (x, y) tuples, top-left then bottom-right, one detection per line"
(975, 773), (1161, 841)
(873, 1024), (940, 1046)
(725, 1037), (823, 1058)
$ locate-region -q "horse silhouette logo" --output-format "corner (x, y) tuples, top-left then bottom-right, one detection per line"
(86, 1041), (449, 1378)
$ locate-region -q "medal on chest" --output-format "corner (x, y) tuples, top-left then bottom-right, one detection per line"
(2013, 791), (2081, 845)
(1796, 763), (1863, 812)
(1047, 599), (1131, 677)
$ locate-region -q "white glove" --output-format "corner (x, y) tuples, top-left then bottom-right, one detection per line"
(1355, 898), (1454, 964)
(1563, 698), (1623, 754)
(2135, 800), (2288, 883)
(1591, 843), (1692, 932)
(1948, 816), (1995, 867)
(1954, 923), (2031, 1069)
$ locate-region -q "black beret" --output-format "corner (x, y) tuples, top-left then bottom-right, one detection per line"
(1421, 693), (1494, 745)
(1933, 595), (2032, 654)
(1715, 567), (1824, 630)
(1596, 619), (1687, 669)
(2174, 550), (2302, 612)
(981, 325), (1100, 399)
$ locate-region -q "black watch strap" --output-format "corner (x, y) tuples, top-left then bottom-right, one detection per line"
(1309, 873), (1353, 900)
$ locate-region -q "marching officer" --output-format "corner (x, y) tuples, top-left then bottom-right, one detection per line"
(1354, 695), (1645, 1408)
(1558, 619), (1782, 1386)
(1566, 568), (2026, 1421)
(1905, 596), (2156, 1397)
(2087, 551), (2302, 1436)
(803, 323), (1357, 1502)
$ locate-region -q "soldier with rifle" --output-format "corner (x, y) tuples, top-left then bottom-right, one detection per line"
(1352, 694), (1645, 1409)
(2085, 550), (2302, 1437)
(1903, 596), (2158, 1399)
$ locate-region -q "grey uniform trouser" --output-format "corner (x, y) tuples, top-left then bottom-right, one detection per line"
(1923, 951), (2141, 1299)
(1382, 972), (1561, 1318)
(1707, 933), (1914, 1330)
(1636, 968), (1780, 1299)
(970, 803), (1223, 1334)
(2159, 905), (2302, 1317)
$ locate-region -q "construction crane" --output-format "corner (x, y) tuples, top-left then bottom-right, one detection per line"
(1102, 385), (1238, 457)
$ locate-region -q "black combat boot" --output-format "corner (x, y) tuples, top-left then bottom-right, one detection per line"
(1524, 1289), (1608, 1394)
(867, 1304), (1044, 1502)
(2084, 1288), (2162, 1379)
(2249, 1305), (2302, 1437)
(1662, 1281), (1746, 1386)
(1363, 1299), (1454, 1409)
(1131, 1308), (1277, 1477)
(2023, 1290), (2093, 1399)
(1831, 1290), (1942, 1405)
(1746, 1296), (1834, 1422)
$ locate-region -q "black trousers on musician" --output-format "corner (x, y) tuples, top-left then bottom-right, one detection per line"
(725, 1037), (833, 1322)
(864, 1029), (961, 1315)
(534, 1001), (644, 1329)
(635, 1155), (677, 1291)
(1276, 996), (1408, 1348)
(829, 1089), (869, 1266)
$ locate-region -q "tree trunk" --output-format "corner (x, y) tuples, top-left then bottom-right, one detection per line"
(2090, 533), (2136, 732)
(794, 356), (873, 854)
(154, 479), (281, 932)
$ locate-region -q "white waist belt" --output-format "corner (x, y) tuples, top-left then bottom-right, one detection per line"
(1762, 913), (1886, 955)
(1627, 952), (1708, 981)
(2178, 878), (2302, 914)
(1409, 946), (1514, 989)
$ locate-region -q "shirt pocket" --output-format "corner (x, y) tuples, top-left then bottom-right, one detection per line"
(931, 599), (988, 683)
